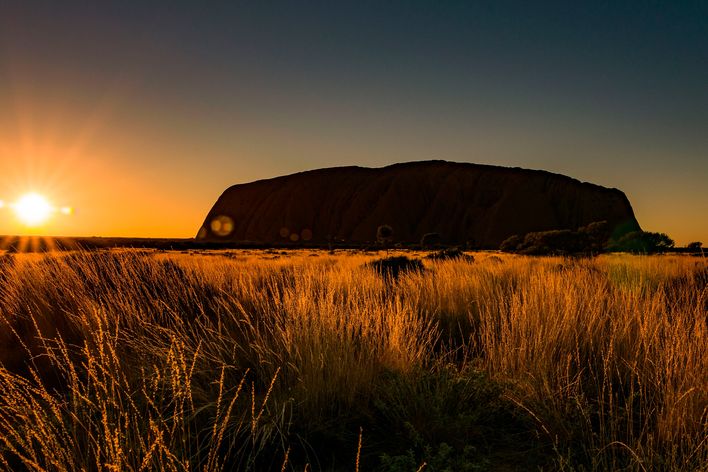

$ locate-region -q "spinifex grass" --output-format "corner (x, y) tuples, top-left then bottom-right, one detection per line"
(0, 250), (705, 471)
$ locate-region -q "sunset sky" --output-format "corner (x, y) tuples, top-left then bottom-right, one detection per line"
(1, 1), (706, 244)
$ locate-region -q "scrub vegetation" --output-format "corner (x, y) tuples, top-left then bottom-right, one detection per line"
(0, 250), (705, 471)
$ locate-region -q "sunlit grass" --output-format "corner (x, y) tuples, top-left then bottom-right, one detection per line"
(0, 250), (705, 470)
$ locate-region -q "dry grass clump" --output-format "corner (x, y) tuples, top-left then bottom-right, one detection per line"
(0, 250), (705, 471)
(423, 247), (474, 262)
(366, 255), (425, 279)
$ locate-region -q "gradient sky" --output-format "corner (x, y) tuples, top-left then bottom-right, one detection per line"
(1, 1), (706, 244)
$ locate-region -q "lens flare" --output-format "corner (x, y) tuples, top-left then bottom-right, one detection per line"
(210, 215), (234, 237)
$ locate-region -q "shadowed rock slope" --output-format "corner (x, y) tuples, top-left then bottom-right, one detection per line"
(197, 161), (640, 248)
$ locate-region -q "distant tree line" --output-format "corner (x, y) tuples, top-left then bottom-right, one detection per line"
(374, 221), (685, 255)
(499, 221), (677, 255)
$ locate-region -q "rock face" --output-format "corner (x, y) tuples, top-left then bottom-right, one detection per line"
(197, 161), (640, 248)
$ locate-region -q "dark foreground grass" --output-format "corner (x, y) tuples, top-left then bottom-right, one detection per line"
(0, 250), (705, 471)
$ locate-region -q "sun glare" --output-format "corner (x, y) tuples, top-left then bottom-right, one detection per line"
(13, 193), (53, 226)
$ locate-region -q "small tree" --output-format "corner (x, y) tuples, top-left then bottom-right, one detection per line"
(651, 232), (674, 251)
(376, 225), (394, 247)
(420, 232), (442, 248)
(687, 241), (703, 251)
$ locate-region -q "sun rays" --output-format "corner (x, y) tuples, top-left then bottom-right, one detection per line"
(0, 192), (74, 227)
(0, 192), (75, 253)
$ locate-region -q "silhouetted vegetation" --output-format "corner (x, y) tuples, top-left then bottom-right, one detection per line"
(500, 224), (679, 256)
(519, 229), (581, 255)
(607, 230), (675, 254)
(420, 232), (442, 248)
(499, 234), (523, 253)
(366, 255), (424, 279)
(687, 241), (703, 251)
(376, 224), (394, 246)
(577, 220), (612, 253)
(499, 221), (613, 256)
(425, 247), (474, 262)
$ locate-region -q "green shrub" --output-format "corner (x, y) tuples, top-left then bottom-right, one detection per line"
(608, 231), (675, 254)
(372, 365), (540, 471)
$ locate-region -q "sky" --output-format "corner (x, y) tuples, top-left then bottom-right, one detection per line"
(0, 1), (706, 244)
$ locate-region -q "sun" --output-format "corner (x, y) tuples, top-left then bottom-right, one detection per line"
(13, 193), (53, 226)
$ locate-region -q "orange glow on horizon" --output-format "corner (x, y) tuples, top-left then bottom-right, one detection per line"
(0, 83), (705, 244)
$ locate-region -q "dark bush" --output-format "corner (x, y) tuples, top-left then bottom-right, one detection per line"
(425, 248), (474, 262)
(608, 231), (675, 254)
(500, 221), (613, 256)
(366, 256), (424, 279)
(517, 229), (582, 255)
(577, 220), (611, 253)
(687, 241), (703, 251)
(377, 225), (394, 245)
(499, 235), (522, 253)
(420, 232), (442, 248)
